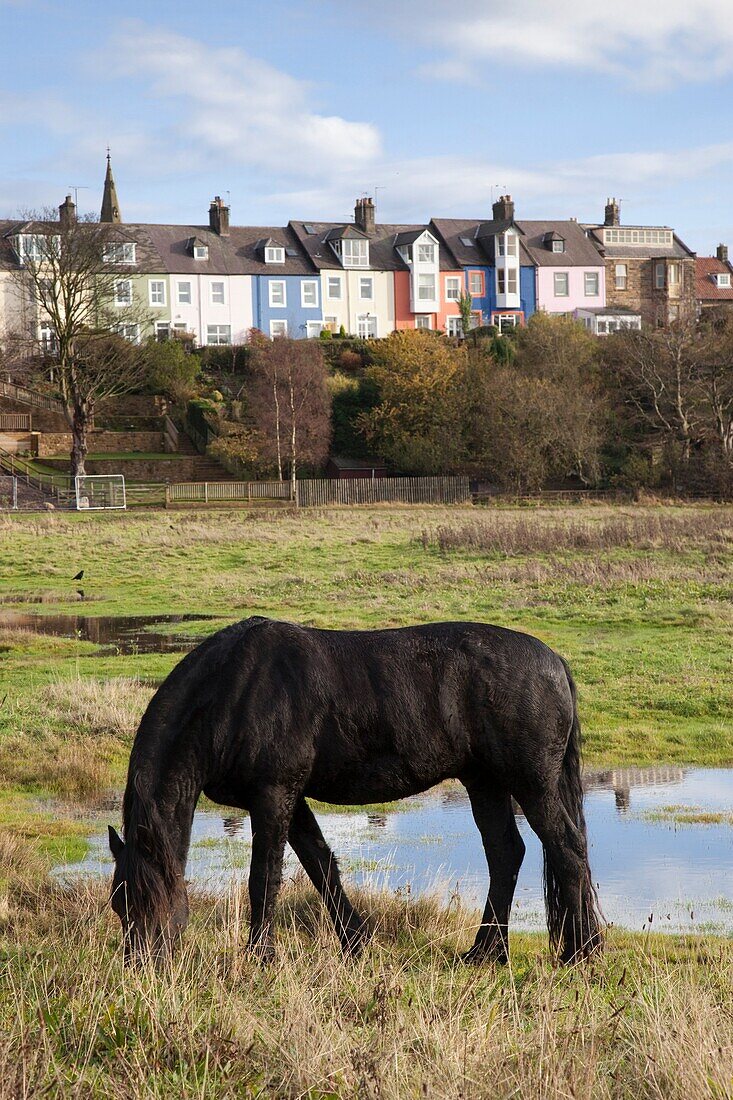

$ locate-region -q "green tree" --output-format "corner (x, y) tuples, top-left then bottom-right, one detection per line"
(359, 330), (467, 473)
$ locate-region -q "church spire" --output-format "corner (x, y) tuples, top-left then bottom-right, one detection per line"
(100, 149), (121, 224)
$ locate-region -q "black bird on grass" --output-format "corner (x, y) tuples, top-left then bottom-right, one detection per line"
(72, 570), (84, 581)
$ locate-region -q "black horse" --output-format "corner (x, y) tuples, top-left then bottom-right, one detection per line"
(109, 617), (602, 964)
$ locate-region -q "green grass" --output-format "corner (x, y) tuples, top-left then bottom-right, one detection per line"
(0, 502), (730, 803)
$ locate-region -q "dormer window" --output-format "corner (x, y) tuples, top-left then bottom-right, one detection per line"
(265, 246), (285, 264)
(543, 231), (565, 253)
(342, 238), (368, 267)
(17, 233), (57, 264)
(103, 242), (136, 264)
(716, 272), (731, 288)
(193, 244), (208, 260)
(552, 239), (565, 253)
(498, 234), (518, 257)
(417, 242), (435, 263)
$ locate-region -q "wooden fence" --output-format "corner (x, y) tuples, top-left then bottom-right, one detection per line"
(165, 475), (470, 508)
(296, 475), (471, 507)
(166, 480), (293, 506)
(0, 379), (62, 413)
(0, 413), (31, 431)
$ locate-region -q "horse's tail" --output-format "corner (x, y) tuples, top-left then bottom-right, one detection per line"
(543, 658), (603, 959)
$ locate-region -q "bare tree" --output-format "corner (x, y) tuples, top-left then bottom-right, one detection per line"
(248, 337), (332, 492)
(603, 322), (705, 462)
(7, 204), (150, 476)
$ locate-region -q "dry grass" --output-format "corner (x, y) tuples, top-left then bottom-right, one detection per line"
(422, 509), (733, 556)
(1, 849), (732, 1099)
(0, 677), (153, 799)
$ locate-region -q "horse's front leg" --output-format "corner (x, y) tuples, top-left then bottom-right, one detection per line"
(247, 785), (298, 962)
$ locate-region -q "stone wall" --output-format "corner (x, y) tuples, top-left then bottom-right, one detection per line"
(0, 398), (67, 432)
(84, 457), (203, 482)
(605, 256), (696, 325)
(36, 430), (166, 457)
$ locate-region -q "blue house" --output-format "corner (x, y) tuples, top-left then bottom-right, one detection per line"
(244, 231), (323, 338)
(432, 197), (537, 332)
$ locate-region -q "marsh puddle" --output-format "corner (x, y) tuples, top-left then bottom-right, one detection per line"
(0, 611), (215, 654)
(58, 767), (733, 935)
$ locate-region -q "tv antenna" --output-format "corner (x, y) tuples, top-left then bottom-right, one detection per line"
(68, 186), (90, 206)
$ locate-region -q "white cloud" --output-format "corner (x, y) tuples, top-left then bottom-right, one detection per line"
(349, 0), (733, 88)
(109, 25), (381, 177)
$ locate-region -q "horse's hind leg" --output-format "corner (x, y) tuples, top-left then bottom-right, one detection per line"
(521, 795), (601, 963)
(463, 782), (525, 964)
(247, 785), (297, 962)
(288, 797), (367, 954)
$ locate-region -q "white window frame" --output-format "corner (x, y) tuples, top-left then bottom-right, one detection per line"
(269, 280), (287, 307)
(615, 264), (627, 290)
(468, 271), (483, 296)
(155, 321), (171, 341)
(306, 320), (323, 337)
(177, 281), (192, 305)
(301, 280), (319, 308)
(497, 269), (505, 295)
(356, 314), (377, 338)
(270, 319), (288, 338)
(193, 244), (208, 260)
(417, 242), (435, 263)
(342, 239), (369, 268)
(103, 242), (136, 264)
(327, 276), (342, 299)
(493, 313), (520, 332)
(149, 279), (166, 307)
(552, 239), (565, 253)
(553, 272), (569, 297)
(584, 271), (600, 297)
(210, 281), (226, 305)
(265, 246), (285, 264)
(445, 316), (463, 337)
(717, 272), (731, 288)
(206, 324), (231, 346)
(114, 279), (132, 307)
(359, 276), (374, 300)
(116, 323), (140, 343)
(507, 269), (518, 295)
(668, 263), (681, 286)
(655, 262), (665, 290)
(418, 273), (436, 301)
(415, 315), (432, 330)
(324, 315), (338, 332)
(445, 276), (461, 301)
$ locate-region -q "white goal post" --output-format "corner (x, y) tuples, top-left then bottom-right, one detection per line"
(75, 474), (127, 511)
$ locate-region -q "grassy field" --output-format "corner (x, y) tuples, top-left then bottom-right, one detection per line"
(0, 502), (732, 1097)
(2, 831), (733, 1099)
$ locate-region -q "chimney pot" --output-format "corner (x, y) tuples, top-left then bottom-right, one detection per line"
(492, 194), (515, 221)
(209, 195), (230, 236)
(354, 195), (375, 235)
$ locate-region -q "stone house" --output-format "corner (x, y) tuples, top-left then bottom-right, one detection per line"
(586, 199), (696, 326)
(696, 245), (733, 318)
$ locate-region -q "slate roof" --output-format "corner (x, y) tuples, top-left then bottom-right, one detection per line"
(0, 219), (317, 276)
(430, 217), (602, 268)
(586, 225), (696, 261)
(696, 256), (733, 300)
(290, 220), (459, 272)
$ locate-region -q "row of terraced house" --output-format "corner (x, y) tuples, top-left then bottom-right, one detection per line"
(2, 156), (731, 348)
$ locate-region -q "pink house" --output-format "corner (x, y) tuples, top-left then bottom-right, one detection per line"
(519, 222), (606, 315)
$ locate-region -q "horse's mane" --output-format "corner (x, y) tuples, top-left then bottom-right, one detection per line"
(122, 773), (181, 927)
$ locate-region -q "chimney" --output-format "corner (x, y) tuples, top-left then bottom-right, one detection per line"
(59, 194), (76, 231)
(604, 197), (620, 227)
(209, 196), (230, 236)
(717, 243), (729, 264)
(354, 196), (375, 235)
(492, 194), (515, 221)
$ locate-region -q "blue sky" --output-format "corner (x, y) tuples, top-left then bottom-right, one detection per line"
(2, 0), (733, 252)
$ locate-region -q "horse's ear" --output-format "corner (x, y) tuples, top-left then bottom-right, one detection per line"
(108, 825), (124, 859)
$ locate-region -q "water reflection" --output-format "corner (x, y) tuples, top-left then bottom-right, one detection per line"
(0, 611), (216, 654)
(56, 767), (733, 936)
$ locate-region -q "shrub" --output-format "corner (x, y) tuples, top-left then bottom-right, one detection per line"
(143, 339), (201, 403)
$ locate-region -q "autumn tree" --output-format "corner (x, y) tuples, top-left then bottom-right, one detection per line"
(8, 204), (150, 476)
(358, 330), (467, 473)
(248, 336), (332, 493)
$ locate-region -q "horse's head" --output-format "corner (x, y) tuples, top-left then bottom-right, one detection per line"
(108, 825), (189, 961)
